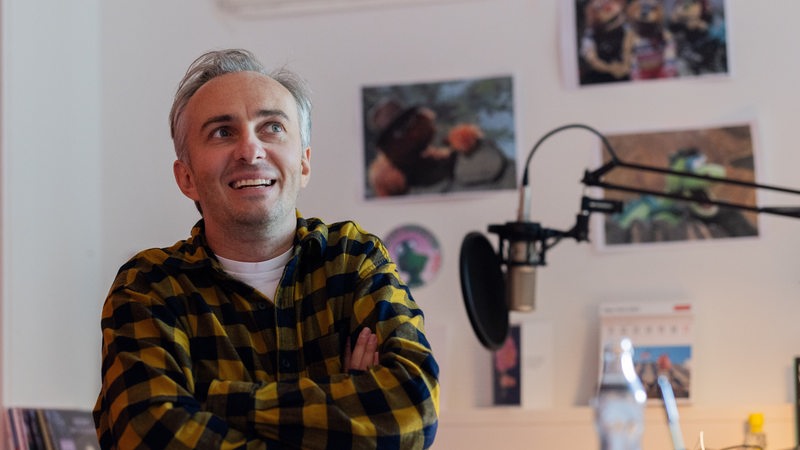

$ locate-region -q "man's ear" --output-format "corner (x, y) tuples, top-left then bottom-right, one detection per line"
(173, 159), (200, 201)
(300, 146), (311, 187)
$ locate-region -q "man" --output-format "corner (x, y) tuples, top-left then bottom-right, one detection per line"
(93, 49), (439, 449)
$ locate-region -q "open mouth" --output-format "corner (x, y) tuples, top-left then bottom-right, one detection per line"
(230, 178), (276, 189)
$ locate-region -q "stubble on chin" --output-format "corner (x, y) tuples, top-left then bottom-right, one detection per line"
(229, 201), (295, 239)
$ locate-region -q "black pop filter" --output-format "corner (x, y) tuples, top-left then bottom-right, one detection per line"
(459, 232), (508, 350)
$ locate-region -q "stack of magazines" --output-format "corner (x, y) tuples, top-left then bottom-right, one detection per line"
(3, 407), (99, 450)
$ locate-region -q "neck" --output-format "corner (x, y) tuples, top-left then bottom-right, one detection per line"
(204, 216), (296, 262)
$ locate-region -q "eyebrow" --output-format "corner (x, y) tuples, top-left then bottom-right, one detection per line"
(200, 109), (292, 132)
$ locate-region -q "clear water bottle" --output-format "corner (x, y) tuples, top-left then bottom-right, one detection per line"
(594, 337), (647, 450)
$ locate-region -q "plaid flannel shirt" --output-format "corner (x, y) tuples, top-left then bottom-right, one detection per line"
(93, 215), (439, 449)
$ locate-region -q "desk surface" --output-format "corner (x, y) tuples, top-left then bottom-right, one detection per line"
(434, 403), (796, 450)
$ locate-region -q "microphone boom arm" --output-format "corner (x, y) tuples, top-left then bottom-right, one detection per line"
(582, 159), (800, 219)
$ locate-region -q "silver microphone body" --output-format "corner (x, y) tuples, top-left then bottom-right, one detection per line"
(507, 240), (537, 312)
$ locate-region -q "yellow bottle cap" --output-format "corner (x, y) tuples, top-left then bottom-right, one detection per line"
(748, 413), (764, 433)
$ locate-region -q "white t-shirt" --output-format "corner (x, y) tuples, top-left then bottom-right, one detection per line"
(216, 248), (293, 300)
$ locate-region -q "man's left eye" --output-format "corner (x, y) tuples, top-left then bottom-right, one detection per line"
(269, 123), (284, 133)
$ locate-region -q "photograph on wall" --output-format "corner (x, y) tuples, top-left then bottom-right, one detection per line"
(361, 75), (517, 200)
(560, 0), (729, 87)
(383, 224), (442, 289)
(595, 123), (759, 247)
(634, 344), (692, 401)
(493, 324), (521, 406)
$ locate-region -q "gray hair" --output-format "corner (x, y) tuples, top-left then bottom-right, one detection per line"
(168, 48), (312, 161)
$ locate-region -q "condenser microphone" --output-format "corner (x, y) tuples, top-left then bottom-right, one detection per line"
(506, 180), (539, 312)
(507, 240), (537, 312)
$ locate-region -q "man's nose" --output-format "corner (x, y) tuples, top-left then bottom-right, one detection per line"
(236, 130), (266, 163)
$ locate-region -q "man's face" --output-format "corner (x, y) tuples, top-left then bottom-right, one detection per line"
(173, 71), (311, 234)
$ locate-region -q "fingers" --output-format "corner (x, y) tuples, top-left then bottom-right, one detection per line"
(346, 328), (379, 371)
(350, 328), (374, 370)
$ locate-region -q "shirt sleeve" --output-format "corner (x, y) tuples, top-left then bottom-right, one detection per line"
(95, 287), (278, 450)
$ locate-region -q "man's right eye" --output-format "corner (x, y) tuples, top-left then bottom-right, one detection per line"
(211, 127), (233, 138)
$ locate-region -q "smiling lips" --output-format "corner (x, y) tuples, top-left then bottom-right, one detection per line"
(231, 178), (276, 189)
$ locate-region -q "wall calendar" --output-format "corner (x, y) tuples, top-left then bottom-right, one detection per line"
(599, 301), (694, 403)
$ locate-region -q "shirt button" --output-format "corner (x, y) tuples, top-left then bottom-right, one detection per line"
(281, 358), (291, 369)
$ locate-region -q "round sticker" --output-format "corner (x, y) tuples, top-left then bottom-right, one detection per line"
(384, 224), (442, 288)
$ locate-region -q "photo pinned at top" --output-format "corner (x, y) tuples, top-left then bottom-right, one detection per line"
(560, 0), (730, 88)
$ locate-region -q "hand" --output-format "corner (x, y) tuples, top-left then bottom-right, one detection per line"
(344, 328), (379, 371)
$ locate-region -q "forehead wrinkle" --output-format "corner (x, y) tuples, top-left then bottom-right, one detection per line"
(256, 109), (291, 122)
(199, 109), (291, 131)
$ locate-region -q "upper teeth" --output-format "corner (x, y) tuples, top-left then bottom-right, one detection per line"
(233, 179), (274, 189)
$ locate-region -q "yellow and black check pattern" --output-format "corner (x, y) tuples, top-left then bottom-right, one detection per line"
(93, 215), (440, 449)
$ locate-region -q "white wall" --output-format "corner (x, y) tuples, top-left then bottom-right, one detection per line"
(4, 0), (800, 447)
(2, 0), (103, 409)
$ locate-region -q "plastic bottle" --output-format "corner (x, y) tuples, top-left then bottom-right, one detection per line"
(594, 337), (648, 450)
(744, 412), (767, 449)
